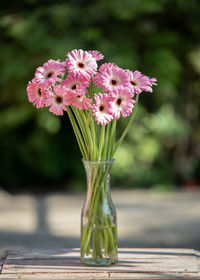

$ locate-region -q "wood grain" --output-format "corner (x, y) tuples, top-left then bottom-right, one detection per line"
(1, 248), (200, 279)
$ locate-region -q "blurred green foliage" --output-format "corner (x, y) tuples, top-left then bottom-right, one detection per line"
(0, 0), (200, 192)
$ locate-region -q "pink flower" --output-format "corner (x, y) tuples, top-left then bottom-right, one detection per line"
(45, 85), (70, 116)
(61, 73), (90, 91)
(126, 70), (153, 94)
(34, 60), (66, 88)
(66, 90), (92, 110)
(93, 64), (118, 88)
(27, 79), (46, 108)
(93, 72), (103, 88)
(99, 63), (117, 73)
(99, 65), (130, 92)
(88, 50), (104, 61)
(108, 86), (135, 119)
(92, 93), (113, 126)
(66, 49), (97, 79)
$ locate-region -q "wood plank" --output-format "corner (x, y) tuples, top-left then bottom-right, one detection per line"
(1, 272), (200, 280)
(1, 249), (200, 280)
(2, 258), (198, 273)
(6, 248), (197, 260)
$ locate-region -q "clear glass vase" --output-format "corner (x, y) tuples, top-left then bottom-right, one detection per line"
(80, 159), (118, 266)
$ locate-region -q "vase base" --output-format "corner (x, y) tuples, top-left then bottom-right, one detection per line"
(81, 257), (117, 266)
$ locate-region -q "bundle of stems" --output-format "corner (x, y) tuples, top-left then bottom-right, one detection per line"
(66, 85), (139, 260)
(66, 94), (139, 162)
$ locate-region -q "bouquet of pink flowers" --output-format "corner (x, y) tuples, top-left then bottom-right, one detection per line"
(27, 49), (157, 266)
(27, 49), (157, 161)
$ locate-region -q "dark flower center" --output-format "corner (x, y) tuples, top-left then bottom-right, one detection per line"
(99, 105), (104, 112)
(56, 96), (62, 104)
(130, 80), (136, 86)
(117, 98), (122, 105)
(46, 71), (54, 78)
(111, 79), (117, 85)
(78, 62), (84, 68)
(38, 88), (42, 96)
(72, 84), (77, 90)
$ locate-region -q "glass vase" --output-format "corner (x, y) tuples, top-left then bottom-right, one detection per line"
(80, 159), (118, 266)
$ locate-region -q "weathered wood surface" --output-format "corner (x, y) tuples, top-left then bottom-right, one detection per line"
(0, 248), (200, 279)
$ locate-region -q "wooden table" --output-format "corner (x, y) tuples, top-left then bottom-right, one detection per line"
(0, 248), (200, 279)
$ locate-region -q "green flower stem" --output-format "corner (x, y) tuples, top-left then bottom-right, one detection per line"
(98, 126), (105, 161)
(103, 228), (108, 256)
(88, 81), (93, 99)
(111, 94), (139, 157)
(81, 227), (92, 257)
(111, 119), (116, 156)
(81, 165), (104, 253)
(101, 184), (117, 253)
(81, 169), (103, 256)
(89, 115), (98, 161)
(66, 107), (88, 159)
(89, 165), (111, 223)
(71, 106), (90, 158)
(79, 110), (94, 160)
(102, 122), (111, 160)
(107, 120), (116, 159)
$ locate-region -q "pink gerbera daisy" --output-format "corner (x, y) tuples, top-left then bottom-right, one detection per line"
(93, 63), (119, 88)
(66, 90), (92, 110)
(61, 73), (90, 91)
(27, 79), (46, 108)
(126, 70), (153, 94)
(108, 86), (135, 119)
(34, 59), (66, 88)
(66, 49), (97, 79)
(92, 93), (113, 126)
(45, 85), (70, 116)
(88, 50), (104, 61)
(100, 65), (130, 92)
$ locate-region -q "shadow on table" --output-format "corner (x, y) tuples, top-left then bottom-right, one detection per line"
(1, 195), (200, 250)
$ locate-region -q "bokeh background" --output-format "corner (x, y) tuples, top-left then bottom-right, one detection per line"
(1, 0), (200, 253)
(0, 0), (200, 192)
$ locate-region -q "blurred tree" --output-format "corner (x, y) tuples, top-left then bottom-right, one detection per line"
(0, 0), (199, 191)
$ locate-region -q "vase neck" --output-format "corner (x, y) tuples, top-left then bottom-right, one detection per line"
(82, 159), (114, 172)
(82, 159), (114, 193)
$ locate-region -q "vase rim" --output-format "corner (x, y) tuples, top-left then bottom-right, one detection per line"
(82, 158), (115, 164)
